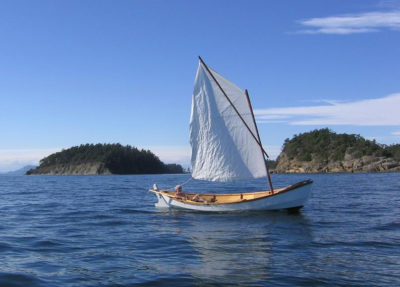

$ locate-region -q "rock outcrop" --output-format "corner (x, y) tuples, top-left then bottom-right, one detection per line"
(274, 152), (400, 173)
(27, 162), (112, 175)
(273, 128), (400, 173)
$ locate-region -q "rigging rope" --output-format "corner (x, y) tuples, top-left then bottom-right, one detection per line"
(165, 176), (194, 191)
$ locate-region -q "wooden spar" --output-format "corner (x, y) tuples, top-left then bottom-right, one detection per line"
(245, 89), (268, 158)
(245, 89), (274, 193)
(198, 56), (270, 159)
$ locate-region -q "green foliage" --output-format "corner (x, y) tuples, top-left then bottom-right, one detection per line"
(298, 153), (312, 162)
(265, 159), (277, 169)
(37, 143), (184, 174)
(281, 128), (396, 163)
(383, 144), (400, 161)
(164, 164), (185, 174)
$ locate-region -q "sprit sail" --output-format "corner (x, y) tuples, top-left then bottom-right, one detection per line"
(189, 59), (267, 182)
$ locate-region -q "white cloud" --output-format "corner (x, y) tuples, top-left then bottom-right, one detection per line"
(392, 131), (400, 136)
(298, 10), (400, 34)
(254, 93), (400, 126)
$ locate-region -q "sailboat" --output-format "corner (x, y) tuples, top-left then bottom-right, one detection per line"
(149, 57), (312, 212)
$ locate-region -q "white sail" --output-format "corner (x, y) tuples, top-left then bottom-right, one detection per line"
(190, 61), (267, 182)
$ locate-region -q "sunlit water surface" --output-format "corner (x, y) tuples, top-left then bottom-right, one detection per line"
(0, 173), (399, 286)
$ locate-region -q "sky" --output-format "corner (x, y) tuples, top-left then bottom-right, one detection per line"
(1, 0), (400, 172)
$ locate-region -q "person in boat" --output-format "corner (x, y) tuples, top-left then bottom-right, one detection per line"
(192, 194), (217, 203)
(175, 185), (187, 200)
(192, 193), (204, 202)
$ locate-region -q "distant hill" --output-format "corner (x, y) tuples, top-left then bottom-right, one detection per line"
(27, 144), (184, 175)
(1, 165), (37, 176)
(274, 128), (400, 173)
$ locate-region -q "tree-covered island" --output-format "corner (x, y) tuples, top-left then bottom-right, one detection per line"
(27, 129), (400, 175)
(274, 128), (400, 173)
(27, 144), (184, 175)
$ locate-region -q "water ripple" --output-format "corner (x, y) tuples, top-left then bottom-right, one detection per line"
(0, 174), (399, 286)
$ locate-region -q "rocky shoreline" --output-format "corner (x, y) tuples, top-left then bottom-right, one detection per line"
(274, 152), (400, 173)
(27, 162), (112, 175)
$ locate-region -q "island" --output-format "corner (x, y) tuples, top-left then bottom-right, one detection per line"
(274, 128), (400, 173)
(26, 144), (184, 175)
(26, 130), (400, 175)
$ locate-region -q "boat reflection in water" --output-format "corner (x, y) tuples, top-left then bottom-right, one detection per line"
(147, 210), (313, 285)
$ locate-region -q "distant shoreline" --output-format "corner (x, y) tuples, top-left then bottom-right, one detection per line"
(26, 144), (185, 176)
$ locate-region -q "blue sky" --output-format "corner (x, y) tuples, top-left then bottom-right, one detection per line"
(1, 0), (400, 172)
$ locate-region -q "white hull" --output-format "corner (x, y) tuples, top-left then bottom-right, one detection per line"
(152, 181), (312, 212)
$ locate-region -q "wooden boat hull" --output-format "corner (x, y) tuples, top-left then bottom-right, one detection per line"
(149, 180), (313, 212)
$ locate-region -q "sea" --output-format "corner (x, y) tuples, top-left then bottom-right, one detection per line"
(0, 173), (399, 287)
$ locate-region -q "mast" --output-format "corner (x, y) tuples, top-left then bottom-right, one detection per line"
(245, 89), (274, 193)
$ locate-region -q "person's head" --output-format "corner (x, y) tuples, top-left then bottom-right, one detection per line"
(175, 185), (182, 192)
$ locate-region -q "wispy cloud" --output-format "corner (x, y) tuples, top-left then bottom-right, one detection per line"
(392, 131), (400, 136)
(254, 93), (400, 126)
(298, 10), (400, 34)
